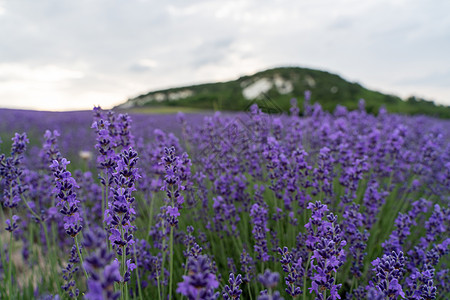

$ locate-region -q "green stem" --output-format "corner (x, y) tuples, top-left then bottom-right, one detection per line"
(169, 227), (174, 300)
(43, 223), (59, 291)
(101, 175), (105, 225)
(0, 233), (7, 284)
(6, 185), (14, 297)
(75, 235), (89, 280)
(8, 230), (13, 297)
(20, 194), (42, 223)
(247, 283), (253, 300)
(121, 250), (125, 300)
(157, 275), (162, 300)
(133, 243), (143, 300)
(350, 277), (356, 295)
(19, 182), (62, 291)
(147, 193), (155, 236)
(0, 205), (5, 224)
(303, 253), (312, 300)
(119, 222), (125, 300)
(161, 233), (167, 298)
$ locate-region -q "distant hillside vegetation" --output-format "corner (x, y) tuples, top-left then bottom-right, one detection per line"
(116, 67), (450, 118)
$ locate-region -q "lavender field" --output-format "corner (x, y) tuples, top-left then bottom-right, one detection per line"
(0, 99), (449, 300)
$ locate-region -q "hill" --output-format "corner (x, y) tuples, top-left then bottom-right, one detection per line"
(116, 67), (450, 118)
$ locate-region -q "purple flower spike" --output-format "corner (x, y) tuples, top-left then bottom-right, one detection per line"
(61, 245), (80, 298)
(160, 146), (191, 226)
(240, 248), (256, 283)
(5, 215), (20, 232)
(250, 202), (270, 262)
(368, 251), (406, 299)
(257, 290), (284, 300)
(151, 146), (191, 253)
(104, 147), (140, 258)
(0, 132), (29, 209)
(278, 246), (303, 296)
(382, 199), (431, 254)
(176, 255), (219, 300)
(51, 157), (83, 238)
(83, 227), (121, 300)
(258, 269), (280, 289)
(257, 269), (284, 300)
(167, 206), (180, 218)
(305, 201), (345, 299)
(289, 98), (300, 116)
(11, 132), (29, 156)
(223, 273), (243, 300)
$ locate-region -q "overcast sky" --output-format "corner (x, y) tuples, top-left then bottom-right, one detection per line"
(0, 0), (449, 111)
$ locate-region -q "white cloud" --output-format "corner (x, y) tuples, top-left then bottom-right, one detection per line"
(0, 63), (84, 82)
(0, 0), (448, 110)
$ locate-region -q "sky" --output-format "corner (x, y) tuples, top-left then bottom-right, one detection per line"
(0, 0), (449, 111)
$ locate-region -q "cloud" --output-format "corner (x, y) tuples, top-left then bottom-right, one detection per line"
(0, 63), (84, 82)
(0, 0), (449, 110)
(129, 59), (158, 72)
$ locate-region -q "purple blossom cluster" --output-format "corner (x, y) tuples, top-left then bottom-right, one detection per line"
(250, 202), (270, 262)
(223, 273), (243, 300)
(278, 246), (303, 296)
(160, 146), (191, 226)
(305, 201), (346, 300)
(257, 269), (284, 300)
(150, 146), (191, 248)
(382, 199), (432, 254)
(369, 251), (406, 299)
(91, 108), (134, 186)
(1, 133), (29, 212)
(50, 157), (83, 238)
(105, 148), (139, 251)
(177, 254), (219, 300)
(83, 227), (121, 300)
(61, 245), (80, 298)
(104, 147), (140, 284)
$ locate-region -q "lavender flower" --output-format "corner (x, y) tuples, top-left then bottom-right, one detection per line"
(278, 246), (303, 297)
(115, 113), (134, 149)
(369, 251), (406, 299)
(304, 90), (312, 117)
(289, 98), (300, 116)
(83, 227), (121, 300)
(305, 202), (346, 300)
(61, 245), (80, 298)
(5, 215), (19, 232)
(342, 203), (369, 278)
(311, 147), (335, 204)
(257, 269), (284, 300)
(240, 248), (256, 283)
(0, 133), (29, 209)
(362, 180), (388, 230)
(50, 158), (82, 237)
(176, 255), (219, 300)
(104, 147), (139, 282)
(151, 146), (191, 253)
(39, 130), (62, 167)
(160, 146), (191, 227)
(382, 199), (431, 254)
(250, 202), (270, 262)
(223, 273), (243, 300)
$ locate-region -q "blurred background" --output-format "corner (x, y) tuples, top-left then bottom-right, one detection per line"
(0, 0), (449, 111)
